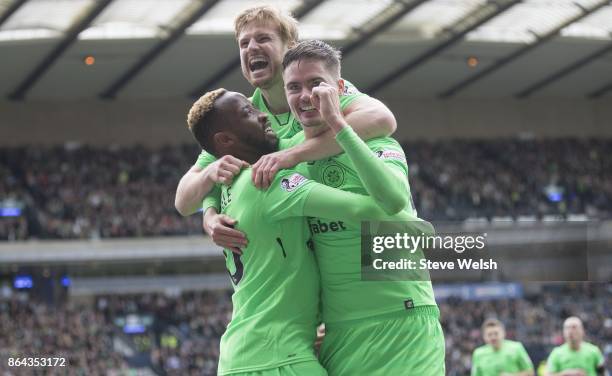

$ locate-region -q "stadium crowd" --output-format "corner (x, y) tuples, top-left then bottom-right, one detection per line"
(1, 283), (609, 375)
(0, 292), (129, 375)
(1, 138), (612, 241)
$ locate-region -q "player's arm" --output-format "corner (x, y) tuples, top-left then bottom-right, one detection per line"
(335, 126), (408, 214)
(252, 94), (396, 188)
(175, 151), (248, 253)
(285, 95), (396, 160)
(595, 346), (606, 376)
(265, 172), (432, 237)
(471, 352), (482, 376)
(314, 82), (408, 214)
(174, 152), (248, 216)
(303, 184), (433, 236)
(509, 343), (535, 376)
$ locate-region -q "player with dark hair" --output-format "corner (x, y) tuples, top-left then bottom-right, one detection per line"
(175, 5), (398, 255)
(186, 88), (432, 376)
(471, 318), (534, 376)
(281, 39), (444, 375)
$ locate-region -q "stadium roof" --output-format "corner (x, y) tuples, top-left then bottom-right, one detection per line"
(0, 0), (611, 100)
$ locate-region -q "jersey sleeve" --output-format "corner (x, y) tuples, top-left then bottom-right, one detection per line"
(195, 150), (216, 168)
(341, 78), (360, 94)
(516, 343), (534, 371)
(279, 131), (305, 150)
(194, 150), (221, 212)
(593, 345), (605, 367)
(546, 348), (561, 373)
(470, 349), (482, 376)
(202, 185), (221, 212)
(261, 170), (316, 221)
(339, 78), (365, 109)
(365, 137), (409, 177)
(336, 127), (409, 214)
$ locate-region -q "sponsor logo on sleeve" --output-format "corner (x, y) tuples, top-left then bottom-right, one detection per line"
(342, 81), (360, 95)
(375, 149), (406, 162)
(280, 173), (308, 192)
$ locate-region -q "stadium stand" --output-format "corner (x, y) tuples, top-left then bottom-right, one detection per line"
(1, 283), (609, 375)
(2, 138), (611, 241)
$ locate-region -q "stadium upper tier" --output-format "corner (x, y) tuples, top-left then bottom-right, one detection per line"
(1, 0), (612, 100)
(1, 138), (611, 241)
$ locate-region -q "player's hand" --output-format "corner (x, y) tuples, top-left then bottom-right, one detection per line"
(252, 149), (298, 189)
(314, 324), (325, 352)
(208, 155), (249, 185)
(311, 82), (346, 133)
(203, 213), (247, 255)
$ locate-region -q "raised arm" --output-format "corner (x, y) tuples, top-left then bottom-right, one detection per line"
(313, 82), (408, 215)
(335, 126), (408, 215)
(175, 152), (249, 254)
(287, 95), (396, 160)
(175, 154), (248, 216)
(252, 94), (396, 188)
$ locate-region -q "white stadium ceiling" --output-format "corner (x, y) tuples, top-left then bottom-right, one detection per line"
(0, 0), (611, 101)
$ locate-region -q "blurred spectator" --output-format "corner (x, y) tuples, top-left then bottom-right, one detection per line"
(1, 284), (609, 375)
(1, 138), (612, 241)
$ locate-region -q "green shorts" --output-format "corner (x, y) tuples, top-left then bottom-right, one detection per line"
(319, 305), (445, 376)
(227, 360), (328, 376)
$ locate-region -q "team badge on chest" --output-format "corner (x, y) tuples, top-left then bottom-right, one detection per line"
(322, 163), (345, 188)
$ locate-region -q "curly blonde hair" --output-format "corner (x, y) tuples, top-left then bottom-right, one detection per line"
(234, 5), (298, 44)
(187, 88), (226, 152)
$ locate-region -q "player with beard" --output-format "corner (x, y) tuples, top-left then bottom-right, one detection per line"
(186, 88), (433, 376)
(175, 6), (397, 255)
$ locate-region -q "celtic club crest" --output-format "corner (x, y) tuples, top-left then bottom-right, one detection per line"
(322, 164), (345, 188)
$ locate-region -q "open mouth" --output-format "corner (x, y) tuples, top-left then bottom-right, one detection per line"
(264, 121), (273, 134)
(300, 104), (316, 113)
(249, 56), (269, 72)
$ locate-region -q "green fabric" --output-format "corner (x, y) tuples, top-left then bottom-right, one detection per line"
(303, 184), (429, 226)
(216, 162), (431, 374)
(336, 127), (410, 214)
(228, 361), (327, 376)
(319, 307), (445, 376)
(278, 133), (310, 177)
(193, 83), (364, 212)
(546, 342), (604, 376)
(306, 134), (435, 325)
(278, 132), (305, 151)
(217, 169), (319, 375)
(195, 150), (221, 212)
(471, 340), (534, 376)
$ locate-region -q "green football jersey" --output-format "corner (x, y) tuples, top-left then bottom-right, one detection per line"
(471, 340), (534, 376)
(195, 85), (364, 211)
(217, 168), (319, 375)
(547, 342), (604, 376)
(306, 136), (437, 325)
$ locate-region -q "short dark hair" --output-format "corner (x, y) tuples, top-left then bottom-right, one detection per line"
(282, 40), (341, 78)
(187, 88), (226, 155)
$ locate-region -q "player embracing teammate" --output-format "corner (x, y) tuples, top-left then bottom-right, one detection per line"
(176, 4), (445, 376)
